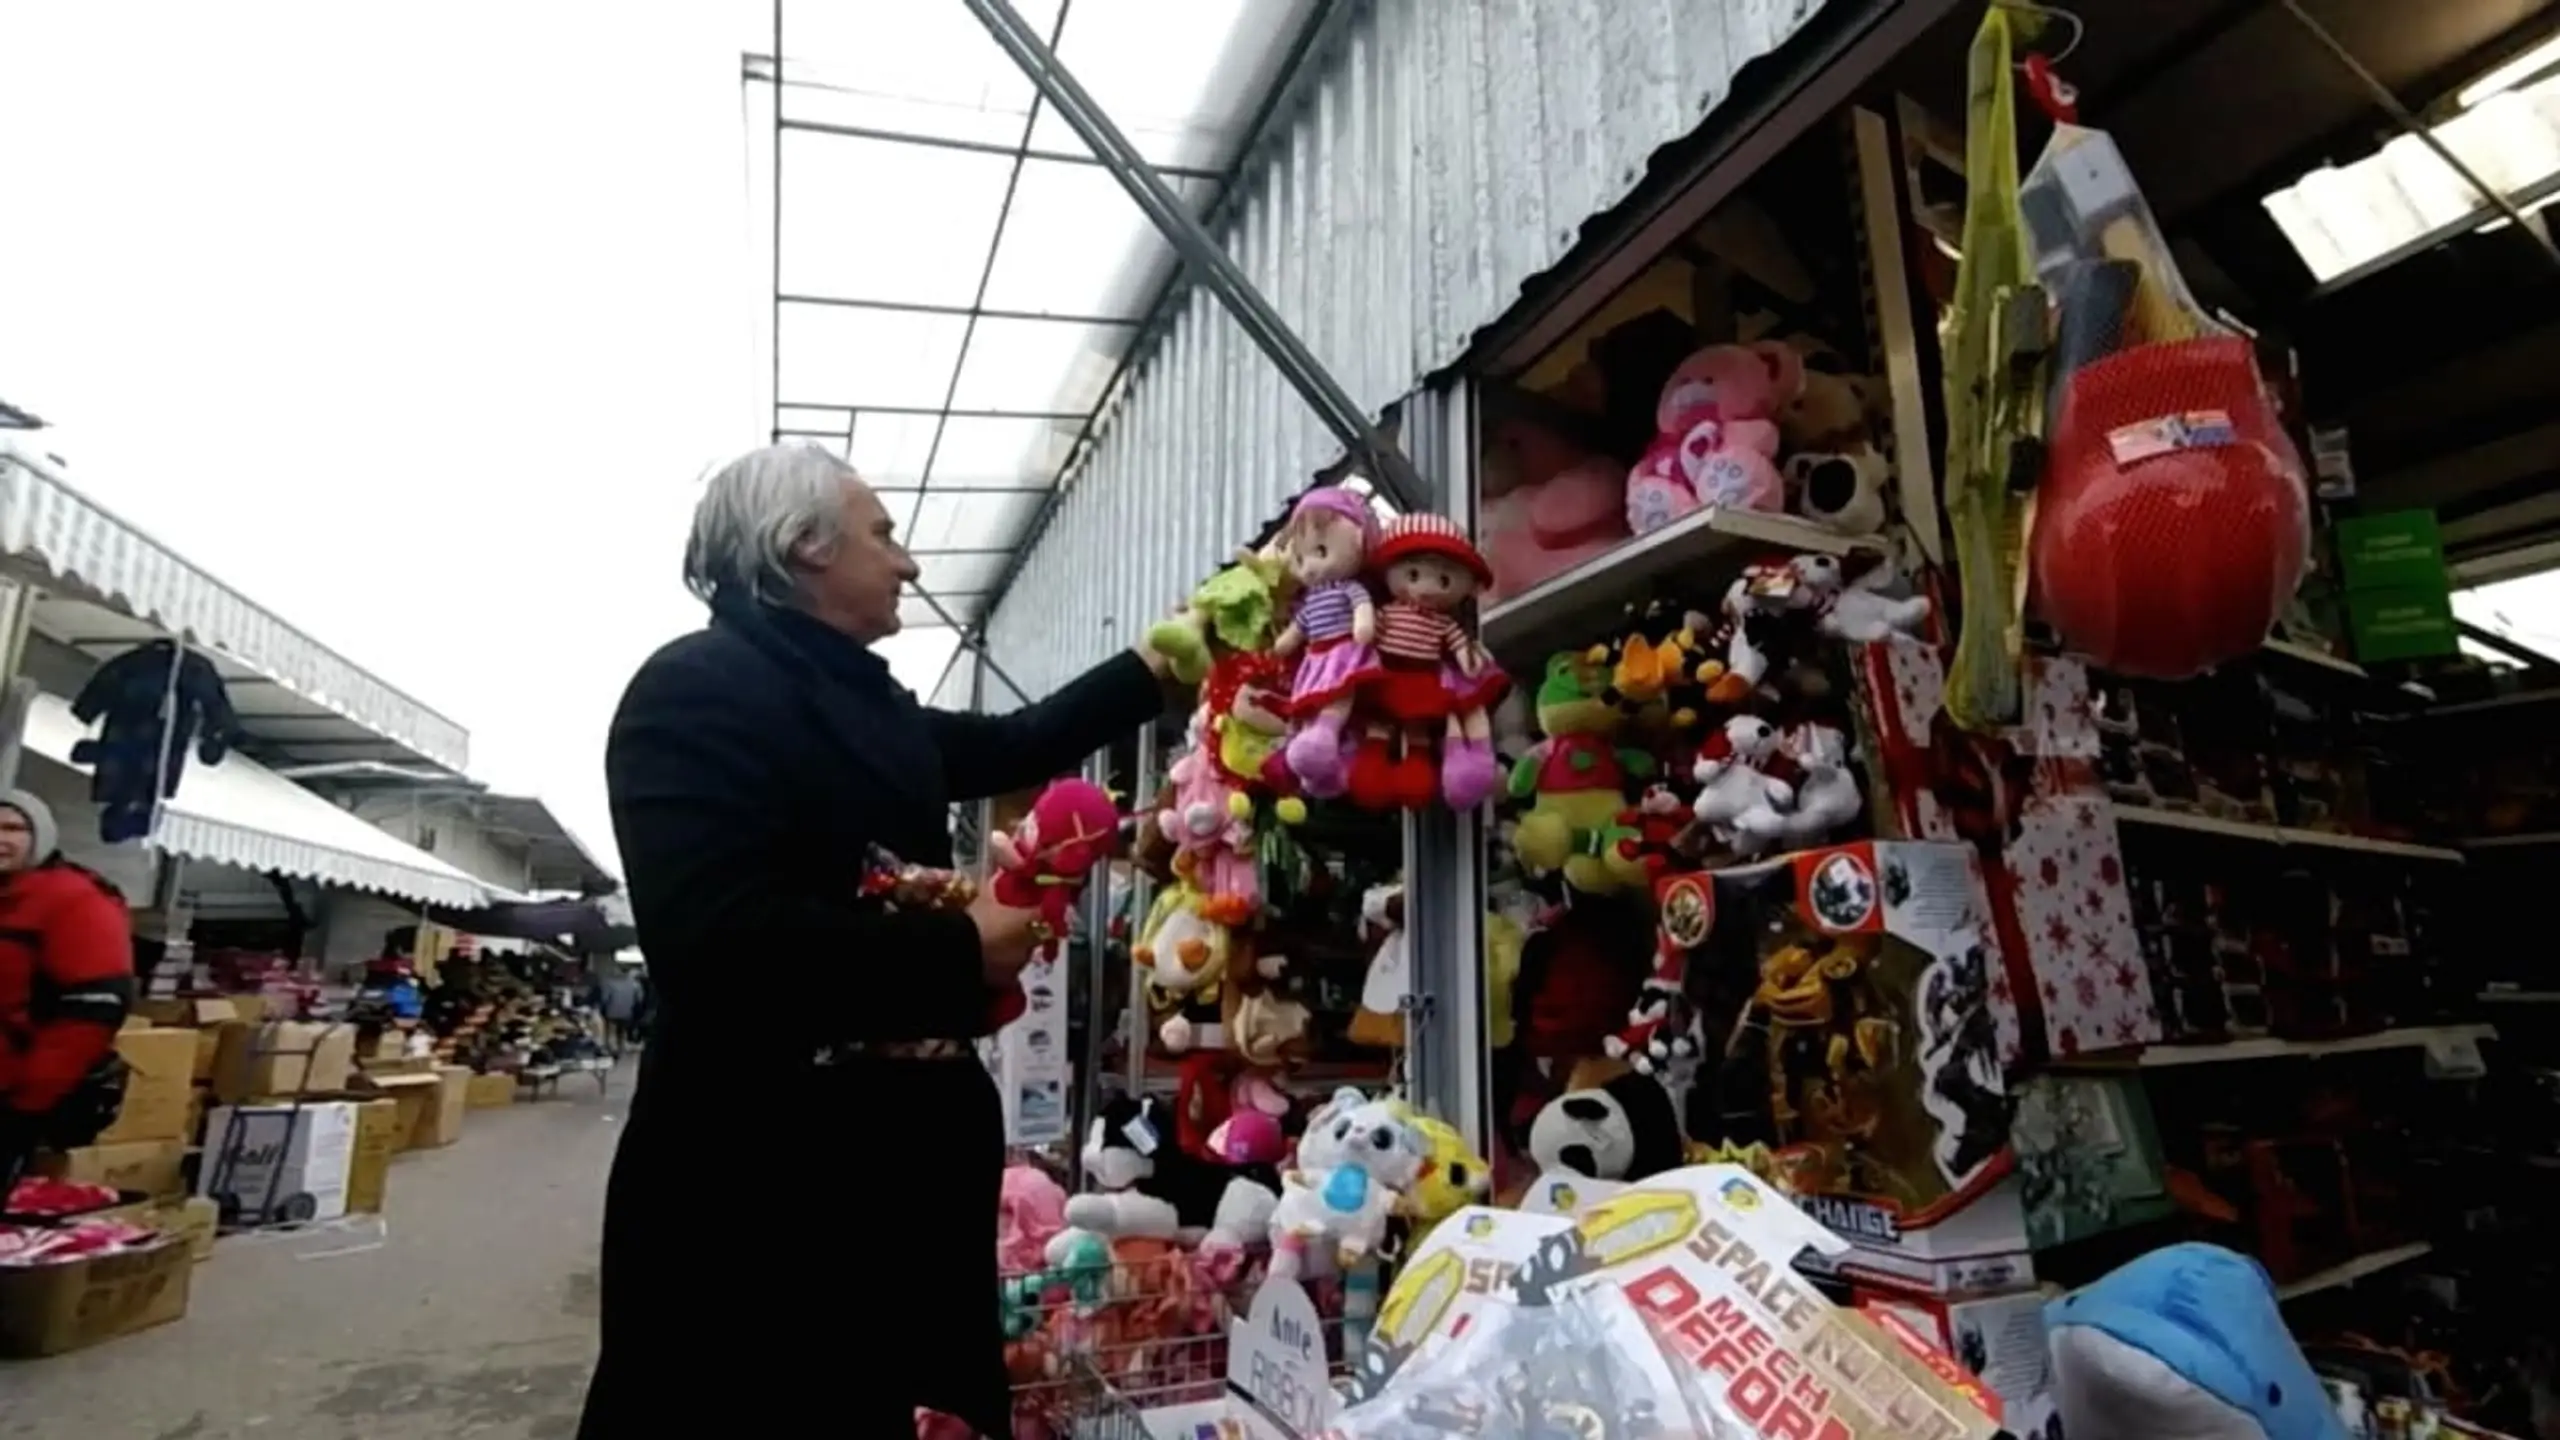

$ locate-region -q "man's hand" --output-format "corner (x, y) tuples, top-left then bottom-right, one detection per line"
(968, 887), (1045, 991)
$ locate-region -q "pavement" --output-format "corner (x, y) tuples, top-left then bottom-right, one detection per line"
(1, 1066), (625, 1439)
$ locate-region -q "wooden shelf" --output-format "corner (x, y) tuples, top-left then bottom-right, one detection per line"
(2259, 637), (2366, 677)
(2112, 805), (2465, 863)
(2464, 832), (2560, 851)
(1478, 506), (1880, 663)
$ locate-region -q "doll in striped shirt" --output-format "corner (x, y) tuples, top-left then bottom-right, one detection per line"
(1357, 513), (1510, 808)
(1272, 486), (1386, 796)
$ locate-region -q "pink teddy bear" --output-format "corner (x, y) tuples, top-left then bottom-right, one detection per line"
(1624, 342), (1806, 535)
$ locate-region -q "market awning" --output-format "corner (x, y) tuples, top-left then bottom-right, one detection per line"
(20, 691), (493, 910)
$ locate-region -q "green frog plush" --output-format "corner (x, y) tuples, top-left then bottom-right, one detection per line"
(1147, 543), (1293, 684)
(1507, 653), (1656, 894)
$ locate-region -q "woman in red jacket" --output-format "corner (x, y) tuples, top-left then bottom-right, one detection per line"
(0, 790), (136, 1195)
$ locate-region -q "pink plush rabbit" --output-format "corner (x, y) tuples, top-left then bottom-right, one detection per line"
(997, 1164), (1068, 1275)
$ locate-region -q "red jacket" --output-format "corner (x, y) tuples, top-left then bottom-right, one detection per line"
(0, 864), (135, 1114)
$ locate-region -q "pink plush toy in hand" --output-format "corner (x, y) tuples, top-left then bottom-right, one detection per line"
(1624, 343), (1805, 534)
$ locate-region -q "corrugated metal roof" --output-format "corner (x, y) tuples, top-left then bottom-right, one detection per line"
(964, 0), (1840, 703)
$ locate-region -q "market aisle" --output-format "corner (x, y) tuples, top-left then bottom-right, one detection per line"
(0, 1069), (626, 1440)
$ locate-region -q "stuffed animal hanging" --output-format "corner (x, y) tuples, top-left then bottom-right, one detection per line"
(1159, 714), (1257, 920)
(1347, 884), (1408, 1049)
(1147, 542), (1293, 684)
(1132, 881), (1228, 1053)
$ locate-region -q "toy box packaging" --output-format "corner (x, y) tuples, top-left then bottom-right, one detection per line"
(1676, 842), (2017, 1254)
(1351, 1165), (2004, 1440)
(1852, 1286), (2056, 1440)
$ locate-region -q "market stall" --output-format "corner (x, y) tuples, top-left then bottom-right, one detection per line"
(937, 0), (2560, 1435)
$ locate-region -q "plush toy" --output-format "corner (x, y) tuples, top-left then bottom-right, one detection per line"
(1701, 559), (1822, 706)
(1272, 486), (1385, 797)
(2048, 1242), (2345, 1440)
(1147, 542), (1293, 684)
(1734, 722), (1863, 853)
(997, 1164), (1069, 1275)
(988, 777), (1124, 963)
(1356, 513), (1510, 811)
(1348, 884), (1408, 1050)
(1604, 889), (1702, 1078)
(1526, 1067), (1687, 1183)
(1388, 1103), (1490, 1248)
(1692, 714), (1795, 841)
(1517, 905), (1649, 1062)
(1484, 907), (1526, 1052)
(1798, 553), (1934, 642)
(1065, 1096), (1235, 1238)
(1786, 448), (1891, 535)
(1778, 345), (1888, 456)
(1132, 882), (1228, 1053)
(1625, 343), (1804, 534)
(1268, 1088), (1429, 1280)
(1507, 653), (1657, 895)
(1160, 715), (1257, 920)
(1480, 422), (1629, 601)
(1204, 650), (1304, 820)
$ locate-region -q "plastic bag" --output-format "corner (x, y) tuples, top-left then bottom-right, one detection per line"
(1322, 1282), (1747, 1440)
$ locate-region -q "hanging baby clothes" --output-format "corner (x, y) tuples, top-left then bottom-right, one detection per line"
(70, 640), (241, 843)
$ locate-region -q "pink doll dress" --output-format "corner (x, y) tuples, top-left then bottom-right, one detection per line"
(1285, 577), (1380, 714)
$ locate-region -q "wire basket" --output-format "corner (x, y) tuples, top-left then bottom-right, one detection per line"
(1006, 1242), (1354, 1440)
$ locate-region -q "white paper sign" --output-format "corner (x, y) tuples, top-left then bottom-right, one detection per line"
(997, 955), (1069, 1145)
(1227, 1278), (1334, 1440)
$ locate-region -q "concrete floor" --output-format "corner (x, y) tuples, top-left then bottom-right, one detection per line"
(2, 1067), (626, 1439)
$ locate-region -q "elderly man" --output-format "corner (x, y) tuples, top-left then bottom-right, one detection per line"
(579, 446), (1167, 1438)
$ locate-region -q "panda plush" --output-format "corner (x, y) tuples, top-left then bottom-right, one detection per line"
(1526, 1068), (1685, 1183)
(1066, 1094), (1274, 1239)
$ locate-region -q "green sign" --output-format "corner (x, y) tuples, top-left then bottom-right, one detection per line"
(2335, 509), (2447, 593)
(2345, 585), (2457, 663)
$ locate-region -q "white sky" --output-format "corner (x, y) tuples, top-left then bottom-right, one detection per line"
(0, 2), (963, 871)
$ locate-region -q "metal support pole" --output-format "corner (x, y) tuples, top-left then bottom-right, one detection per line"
(905, 582), (1036, 707)
(2277, 0), (2560, 270)
(1124, 719), (1158, 1094)
(1394, 382), (1491, 1153)
(1073, 748), (1114, 1180)
(955, 0), (1425, 513)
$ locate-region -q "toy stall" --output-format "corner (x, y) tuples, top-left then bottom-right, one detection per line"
(977, 1), (2560, 1437)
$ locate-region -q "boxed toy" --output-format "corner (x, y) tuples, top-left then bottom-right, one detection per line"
(1677, 841), (2016, 1241)
(1853, 1286), (2055, 1440)
(1350, 1164), (2003, 1440)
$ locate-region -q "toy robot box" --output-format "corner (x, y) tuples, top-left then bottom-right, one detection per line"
(1675, 841), (2016, 1239)
(1348, 1165), (2004, 1440)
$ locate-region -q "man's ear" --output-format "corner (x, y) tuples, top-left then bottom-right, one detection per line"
(788, 534), (833, 570)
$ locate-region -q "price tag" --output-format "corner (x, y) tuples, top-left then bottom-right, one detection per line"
(1123, 1112), (1160, 1156)
(1227, 1278), (1333, 1439)
(2423, 1032), (2486, 1080)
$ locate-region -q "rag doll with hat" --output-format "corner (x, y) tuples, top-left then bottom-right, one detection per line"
(1271, 486), (1386, 798)
(1357, 513), (1510, 810)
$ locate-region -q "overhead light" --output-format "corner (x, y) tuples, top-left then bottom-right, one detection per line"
(2262, 77), (2560, 287)
(2461, 32), (2560, 109)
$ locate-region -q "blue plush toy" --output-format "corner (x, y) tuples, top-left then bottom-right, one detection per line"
(2048, 1242), (2347, 1440)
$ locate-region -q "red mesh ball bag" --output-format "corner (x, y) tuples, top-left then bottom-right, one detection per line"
(2031, 335), (2309, 679)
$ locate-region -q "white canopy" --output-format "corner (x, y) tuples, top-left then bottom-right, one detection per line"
(21, 691), (492, 910)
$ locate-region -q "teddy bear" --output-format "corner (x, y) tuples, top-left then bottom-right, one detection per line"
(1623, 342), (1805, 535)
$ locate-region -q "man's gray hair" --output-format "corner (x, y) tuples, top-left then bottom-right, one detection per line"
(681, 443), (855, 608)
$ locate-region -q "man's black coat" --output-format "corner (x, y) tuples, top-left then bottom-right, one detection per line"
(578, 601), (1160, 1438)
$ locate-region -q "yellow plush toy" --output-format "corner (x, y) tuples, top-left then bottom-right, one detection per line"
(1388, 1103), (1491, 1248)
(1484, 909), (1523, 1051)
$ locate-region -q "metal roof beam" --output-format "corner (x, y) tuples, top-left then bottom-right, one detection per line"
(777, 293), (1141, 328)
(959, 0), (1422, 515)
(771, 115), (1223, 183)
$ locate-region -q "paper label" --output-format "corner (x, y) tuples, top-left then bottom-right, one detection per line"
(1228, 1278), (1333, 1439)
(1123, 1112), (1161, 1156)
(2106, 411), (2236, 465)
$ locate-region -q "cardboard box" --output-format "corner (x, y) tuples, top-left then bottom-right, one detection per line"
(37, 1140), (186, 1198)
(363, 1072), (440, 1153)
(0, 1237), (194, 1357)
(212, 1021), (355, 1103)
(153, 1195), (222, 1262)
(359, 1055), (435, 1078)
(421, 1066), (470, 1148)
(464, 1072), (517, 1109)
(345, 1099), (401, 1215)
(94, 1026), (197, 1145)
(198, 1101), (355, 1225)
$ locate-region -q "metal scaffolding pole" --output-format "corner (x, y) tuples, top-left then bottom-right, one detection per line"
(955, 0), (1424, 513)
